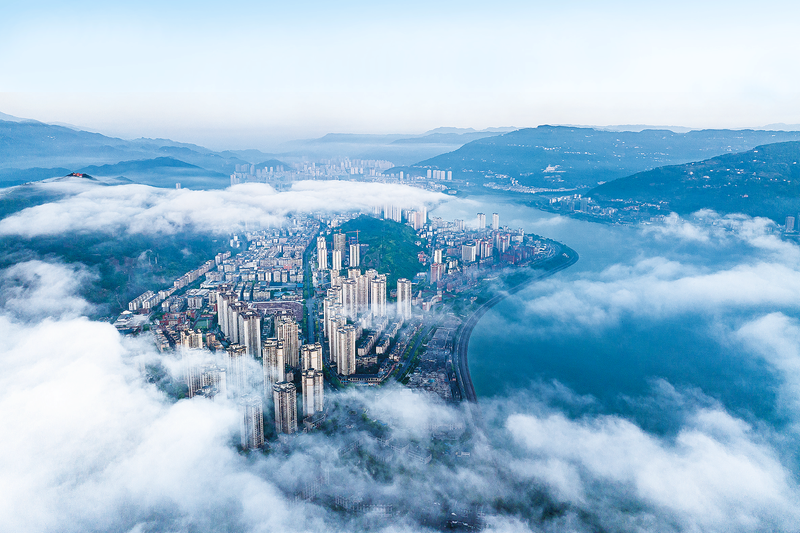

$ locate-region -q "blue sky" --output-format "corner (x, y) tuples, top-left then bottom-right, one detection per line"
(1, 0), (798, 149)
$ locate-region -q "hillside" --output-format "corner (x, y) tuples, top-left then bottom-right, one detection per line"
(411, 126), (800, 189)
(0, 119), (269, 188)
(590, 141), (800, 222)
(338, 215), (424, 289)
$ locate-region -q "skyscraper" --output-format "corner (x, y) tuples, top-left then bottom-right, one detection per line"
(477, 213), (486, 230)
(239, 395), (264, 449)
(397, 278), (412, 318)
(226, 344), (248, 398)
(337, 324), (357, 376)
(301, 343), (323, 371)
(370, 274), (387, 317)
(349, 243), (360, 268)
(492, 212), (499, 230)
(180, 329), (203, 349)
(317, 236), (328, 270)
(273, 382), (298, 434)
(333, 232), (347, 252)
(341, 278), (358, 318)
(238, 310), (261, 358)
(302, 368), (324, 417)
(262, 338), (285, 390)
(433, 249), (443, 264)
(276, 316), (300, 368)
(331, 249), (342, 271)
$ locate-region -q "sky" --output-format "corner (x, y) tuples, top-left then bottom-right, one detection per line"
(1, 0), (799, 149)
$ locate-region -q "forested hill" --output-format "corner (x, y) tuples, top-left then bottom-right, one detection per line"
(410, 126), (800, 188)
(590, 141), (800, 222)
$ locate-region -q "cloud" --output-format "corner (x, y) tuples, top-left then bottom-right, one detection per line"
(505, 405), (800, 532)
(0, 181), (447, 237)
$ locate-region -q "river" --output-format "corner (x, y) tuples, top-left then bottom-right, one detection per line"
(432, 194), (794, 433)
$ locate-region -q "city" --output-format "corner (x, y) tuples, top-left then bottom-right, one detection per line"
(114, 206), (567, 459)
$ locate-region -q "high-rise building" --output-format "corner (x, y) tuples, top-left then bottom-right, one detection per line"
(447, 170), (452, 180)
(492, 212), (499, 230)
(349, 243), (360, 268)
(356, 273), (369, 310)
(273, 382), (298, 434)
(301, 343), (323, 371)
(430, 263), (445, 283)
(477, 213), (486, 230)
(275, 317), (300, 368)
(228, 301), (248, 344)
(331, 249), (342, 271)
(397, 278), (412, 318)
(180, 329), (203, 349)
(341, 278), (358, 318)
(239, 395), (264, 449)
(322, 296), (337, 338)
(238, 310), (261, 358)
(302, 369), (324, 417)
(370, 274), (387, 317)
(786, 216), (796, 232)
(226, 344), (248, 398)
(462, 242), (477, 262)
(336, 324), (357, 375)
(317, 236), (328, 270)
(333, 232), (347, 252)
(262, 338), (285, 390)
(433, 249), (443, 264)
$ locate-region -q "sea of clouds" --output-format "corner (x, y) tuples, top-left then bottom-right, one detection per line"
(2, 182), (800, 532)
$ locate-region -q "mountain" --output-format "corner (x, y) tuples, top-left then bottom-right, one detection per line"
(77, 157), (229, 189)
(391, 132), (505, 145)
(590, 141), (800, 222)
(409, 126), (800, 188)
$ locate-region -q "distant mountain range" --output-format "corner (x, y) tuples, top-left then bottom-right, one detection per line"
(590, 141), (800, 223)
(409, 126), (800, 188)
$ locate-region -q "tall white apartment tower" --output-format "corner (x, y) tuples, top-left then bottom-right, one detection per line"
(370, 274), (387, 317)
(317, 236), (328, 270)
(262, 338), (285, 390)
(341, 278), (358, 318)
(275, 317), (300, 368)
(239, 310), (261, 358)
(239, 395), (264, 449)
(433, 249), (443, 264)
(301, 343), (323, 371)
(331, 249), (342, 272)
(349, 243), (360, 268)
(273, 382), (298, 434)
(337, 325), (357, 376)
(302, 369), (324, 417)
(492, 212), (500, 231)
(477, 213), (486, 230)
(397, 278), (412, 318)
(226, 344), (248, 398)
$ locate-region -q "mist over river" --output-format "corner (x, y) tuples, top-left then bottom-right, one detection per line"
(432, 195), (799, 434)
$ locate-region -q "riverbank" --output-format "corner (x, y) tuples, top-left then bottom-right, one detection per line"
(453, 245), (580, 402)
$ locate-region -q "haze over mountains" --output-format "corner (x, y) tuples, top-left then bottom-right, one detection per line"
(4, 113), (800, 223)
(412, 126), (800, 188)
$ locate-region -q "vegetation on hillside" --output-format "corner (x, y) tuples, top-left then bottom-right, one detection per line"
(338, 215), (424, 289)
(590, 141), (800, 222)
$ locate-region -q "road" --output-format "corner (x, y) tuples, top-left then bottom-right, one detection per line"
(453, 247), (580, 403)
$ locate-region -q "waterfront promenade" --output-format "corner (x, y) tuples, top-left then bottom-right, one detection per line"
(454, 246), (580, 402)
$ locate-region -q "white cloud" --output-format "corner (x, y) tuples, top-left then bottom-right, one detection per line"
(0, 181), (447, 237)
(506, 407), (800, 532)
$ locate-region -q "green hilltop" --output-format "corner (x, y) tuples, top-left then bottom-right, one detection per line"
(338, 215), (425, 289)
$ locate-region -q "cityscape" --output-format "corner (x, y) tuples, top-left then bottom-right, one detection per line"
(4, 1), (800, 532)
(115, 206), (565, 457)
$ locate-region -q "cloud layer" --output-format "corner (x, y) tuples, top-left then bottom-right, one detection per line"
(0, 180), (447, 237)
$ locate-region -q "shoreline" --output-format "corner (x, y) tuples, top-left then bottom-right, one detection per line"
(453, 246), (580, 403)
